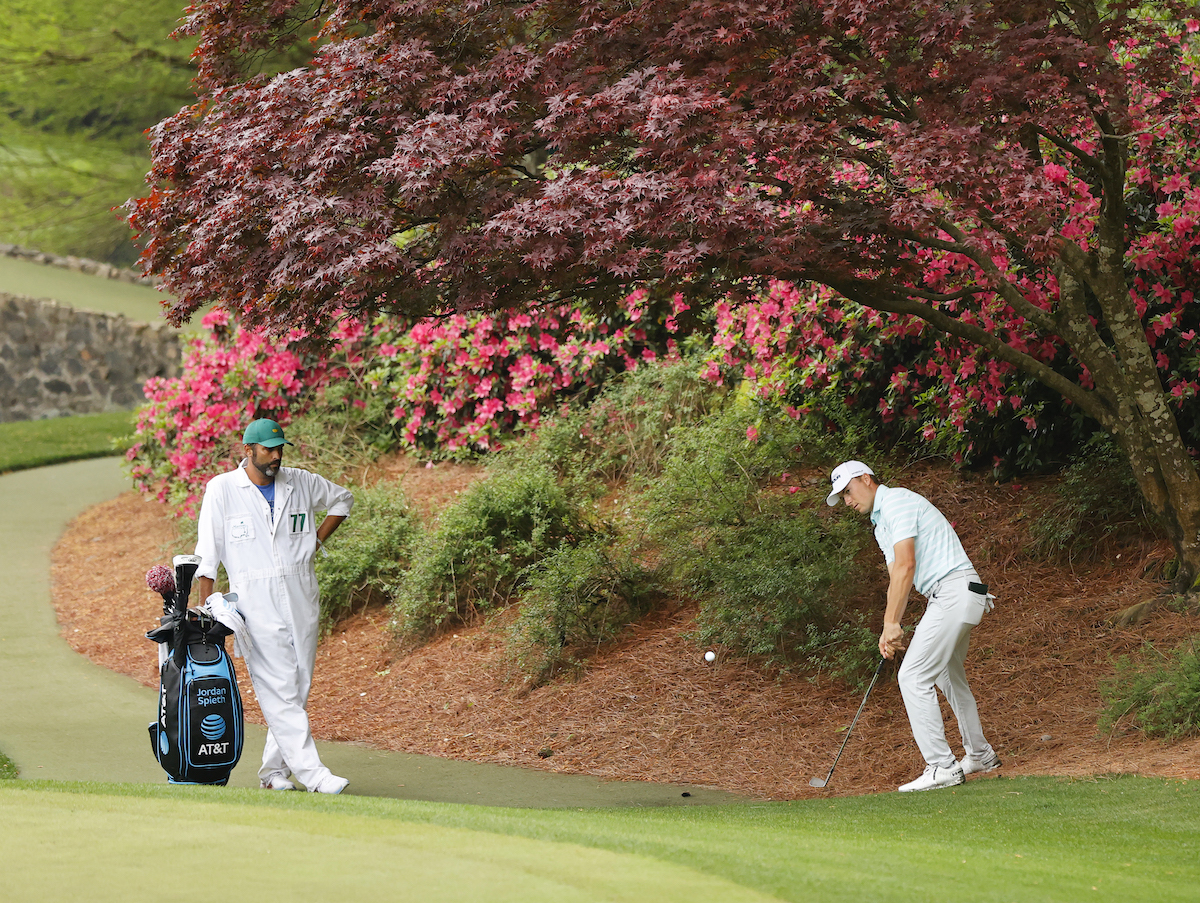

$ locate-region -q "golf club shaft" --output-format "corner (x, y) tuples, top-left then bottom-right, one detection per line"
(814, 656), (885, 786)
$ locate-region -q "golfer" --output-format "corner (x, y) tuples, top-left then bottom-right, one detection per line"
(827, 461), (1000, 792)
(195, 418), (354, 794)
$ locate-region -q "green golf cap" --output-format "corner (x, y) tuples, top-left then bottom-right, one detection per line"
(243, 418), (293, 447)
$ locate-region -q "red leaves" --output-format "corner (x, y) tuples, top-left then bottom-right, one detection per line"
(129, 2), (1198, 430)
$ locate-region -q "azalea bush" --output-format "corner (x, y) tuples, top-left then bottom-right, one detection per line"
(362, 289), (688, 458)
(489, 345), (725, 491)
(126, 310), (364, 513)
(128, 289), (690, 510)
(702, 280), (1092, 473)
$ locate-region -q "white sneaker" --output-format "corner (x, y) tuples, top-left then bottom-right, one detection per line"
(898, 763), (965, 792)
(960, 751), (1002, 775)
(310, 774), (349, 795)
(260, 771), (296, 791)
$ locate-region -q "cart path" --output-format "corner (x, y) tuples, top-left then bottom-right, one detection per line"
(0, 457), (742, 806)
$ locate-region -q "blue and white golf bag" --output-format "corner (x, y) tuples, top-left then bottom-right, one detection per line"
(146, 555), (244, 785)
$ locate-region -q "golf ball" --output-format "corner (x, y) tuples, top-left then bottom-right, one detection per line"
(704, 651), (716, 663)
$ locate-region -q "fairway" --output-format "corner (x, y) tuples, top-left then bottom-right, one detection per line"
(0, 461), (1196, 902)
(0, 254), (183, 327)
(0, 785), (775, 903)
(3, 776), (1198, 902)
(0, 411), (135, 472)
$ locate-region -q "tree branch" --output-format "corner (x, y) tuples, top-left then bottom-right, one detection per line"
(825, 274), (1114, 428)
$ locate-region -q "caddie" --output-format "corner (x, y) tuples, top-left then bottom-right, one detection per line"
(827, 460), (1001, 792)
(195, 418), (354, 793)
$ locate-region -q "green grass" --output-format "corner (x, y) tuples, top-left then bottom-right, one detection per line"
(2, 775), (1197, 901)
(0, 254), (185, 327)
(0, 410), (135, 473)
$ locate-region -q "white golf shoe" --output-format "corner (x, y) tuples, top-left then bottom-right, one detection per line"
(310, 774), (350, 794)
(898, 763), (965, 792)
(960, 750), (1002, 775)
(260, 771), (296, 791)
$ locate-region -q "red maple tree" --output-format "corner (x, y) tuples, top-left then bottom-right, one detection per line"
(128, 1), (1200, 583)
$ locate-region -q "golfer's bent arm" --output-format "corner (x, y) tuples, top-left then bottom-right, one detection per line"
(880, 537), (916, 658)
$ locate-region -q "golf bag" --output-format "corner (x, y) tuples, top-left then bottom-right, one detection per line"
(146, 555), (244, 785)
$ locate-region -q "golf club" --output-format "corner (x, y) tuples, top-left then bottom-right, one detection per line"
(172, 554), (202, 615)
(809, 656), (886, 788)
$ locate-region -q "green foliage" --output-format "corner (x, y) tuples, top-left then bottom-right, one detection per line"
(1028, 435), (1163, 561)
(0, 747), (17, 780)
(315, 484), (419, 633)
(507, 535), (667, 685)
(0, 410), (134, 473)
(1100, 638), (1200, 739)
(0, 0), (196, 139)
(0, 0), (319, 263)
(0, 0), (198, 263)
(682, 497), (874, 676)
(284, 381), (401, 484)
(497, 350), (725, 488)
(644, 405), (876, 675)
(389, 467), (596, 641)
(645, 402), (858, 533)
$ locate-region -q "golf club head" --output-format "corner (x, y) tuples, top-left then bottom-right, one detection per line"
(809, 776), (829, 788)
(172, 554), (203, 614)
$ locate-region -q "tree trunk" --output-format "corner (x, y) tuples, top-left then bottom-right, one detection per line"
(1108, 416), (1200, 588)
(1057, 123), (1200, 589)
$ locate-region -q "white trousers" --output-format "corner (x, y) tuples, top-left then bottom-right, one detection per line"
(237, 574), (335, 789)
(897, 569), (996, 768)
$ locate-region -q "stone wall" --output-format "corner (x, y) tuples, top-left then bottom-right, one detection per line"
(0, 292), (181, 422)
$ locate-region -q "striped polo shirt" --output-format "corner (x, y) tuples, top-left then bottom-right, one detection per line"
(869, 484), (973, 596)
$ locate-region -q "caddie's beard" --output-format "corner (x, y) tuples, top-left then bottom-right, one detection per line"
(247, 448), (281, 481)
(254, 461), (279, 479)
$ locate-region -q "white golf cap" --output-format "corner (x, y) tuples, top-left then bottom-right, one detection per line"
(826, 461), (874, 506)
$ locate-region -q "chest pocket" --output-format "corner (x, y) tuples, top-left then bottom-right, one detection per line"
(284, 511), (311, 535)
(227, 515), (254, 543)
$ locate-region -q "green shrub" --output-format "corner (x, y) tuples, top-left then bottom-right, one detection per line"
(315, 483), (419, 632)
(682, 499), (874, 673)
(389, 467), (596, 641)
(0, 747), (17, 780)
(507, 535), (668, 685)
(1100, 639), (1200, 739)
(644, 405), (876, 676)
(1028, 435), (1162, 561)
(496, 350), (725, 489)
(285, 382), (400, 483)
(646, 399), (870, 527)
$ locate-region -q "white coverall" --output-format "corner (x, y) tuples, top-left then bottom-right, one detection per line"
(195, 461), (354, 788)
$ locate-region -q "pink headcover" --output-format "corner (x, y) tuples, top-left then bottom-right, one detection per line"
(145, 565), (176, 594)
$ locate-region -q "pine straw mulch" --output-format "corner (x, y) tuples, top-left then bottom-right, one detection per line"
(50, 455), (1200, 800)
